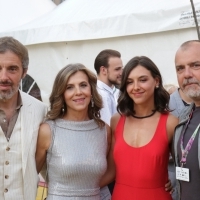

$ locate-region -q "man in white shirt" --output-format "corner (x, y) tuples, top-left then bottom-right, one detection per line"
(94, 49), (123, 125)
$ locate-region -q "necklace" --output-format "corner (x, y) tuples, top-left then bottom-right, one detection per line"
(131, 110), (156, 119)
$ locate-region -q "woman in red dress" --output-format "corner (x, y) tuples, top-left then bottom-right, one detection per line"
(101, 56), (178, 200)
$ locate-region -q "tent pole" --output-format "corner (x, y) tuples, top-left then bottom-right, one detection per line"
(190, 0), (200, 40)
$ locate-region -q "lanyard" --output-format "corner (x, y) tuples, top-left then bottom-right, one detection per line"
(180, 108), (200, 167)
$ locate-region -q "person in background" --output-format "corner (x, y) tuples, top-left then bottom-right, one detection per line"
(94, 49), (123, 125)
(169, 87), (192, 118)
(164, 84), (178, 95)
(101, 56), (178, 199)
(0, 36), (47, 200)
(36, 63), (111, 200)
(173, 40), (200, 200)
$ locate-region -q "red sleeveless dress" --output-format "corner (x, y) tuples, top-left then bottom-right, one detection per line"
(112, 114), (172, 200)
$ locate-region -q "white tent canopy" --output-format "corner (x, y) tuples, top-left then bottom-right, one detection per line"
(0, 0), (200, 104)
(1, 0), (200, 44)
(0, 0), (56, 33)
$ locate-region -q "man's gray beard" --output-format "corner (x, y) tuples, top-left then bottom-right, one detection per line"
(182, 78), (200, 100)
(0, 87), (18, 100)
(184, 88), (200, 100)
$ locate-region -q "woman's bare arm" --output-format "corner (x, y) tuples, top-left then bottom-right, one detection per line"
(100, 114), (120, 187)
(35, 123), (51, 173)
(166, 113), (179, 147)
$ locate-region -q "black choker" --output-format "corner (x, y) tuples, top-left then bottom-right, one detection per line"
(131, 110), (156, 119)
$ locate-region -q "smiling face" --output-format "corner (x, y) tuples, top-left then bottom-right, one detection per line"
(126, 65), (159, 106)
(64, 71), (92, 114)
(175, 42), (200, 102)
(0, 51), (26, 101)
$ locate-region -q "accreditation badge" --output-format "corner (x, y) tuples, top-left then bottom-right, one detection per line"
(176, 167), (190, 182)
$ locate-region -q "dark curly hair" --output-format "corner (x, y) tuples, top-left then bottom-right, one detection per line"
(117, 56), (170, 116)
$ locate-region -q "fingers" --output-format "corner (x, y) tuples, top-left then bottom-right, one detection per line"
(170, 188), (174, 194)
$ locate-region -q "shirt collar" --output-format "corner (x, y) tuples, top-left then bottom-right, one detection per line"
(97, 80), (114, 94)
(16, 91), (23, 110)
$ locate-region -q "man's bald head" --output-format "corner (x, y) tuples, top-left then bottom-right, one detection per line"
(177, 40), (200, 51)
(175, 40), (200, 105)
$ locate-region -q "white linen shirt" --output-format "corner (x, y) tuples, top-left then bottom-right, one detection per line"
(113, 86), (120, 104)
(97, 80), (117, 125)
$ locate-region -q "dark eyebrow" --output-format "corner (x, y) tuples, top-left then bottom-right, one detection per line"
(115, 66), (122, 70)
(127, 75), (148, 80)
(175, 65), (184, 69)
(138, 75), (148, 78)
(176, 61), (200, 69)
(8, 65), (20, 68)
(191, 61), (200, 65)
(66, 81), (88, 86)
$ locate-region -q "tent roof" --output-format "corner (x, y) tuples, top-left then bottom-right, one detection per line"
(0, 0), (56, 32)
(1, 0), (200, 45)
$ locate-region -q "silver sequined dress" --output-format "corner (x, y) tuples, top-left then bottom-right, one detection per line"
(46, 119), (107, 200)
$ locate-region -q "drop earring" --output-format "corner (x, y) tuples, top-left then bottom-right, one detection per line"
(91, 96), (94, 107)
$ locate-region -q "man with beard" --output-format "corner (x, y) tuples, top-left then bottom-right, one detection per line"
(173, 40), (200, 200)
(94, 49), (123, 125)
(0, 37), (47, 200)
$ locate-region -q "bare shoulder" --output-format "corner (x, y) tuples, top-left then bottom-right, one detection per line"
(166, 113), (179, 142)
(111, 113), (121, 130)
(38, 122), (52, 150)
(167, 113), (179, 128)
(39, 123), (51, 135)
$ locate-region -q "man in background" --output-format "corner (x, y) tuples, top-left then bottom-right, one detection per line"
(169, 87), (192, 117)
(94, 49), (123, 125)
(94, 49), (123, 198)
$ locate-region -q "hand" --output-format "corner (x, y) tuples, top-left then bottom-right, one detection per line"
(165, 179), (173, 194)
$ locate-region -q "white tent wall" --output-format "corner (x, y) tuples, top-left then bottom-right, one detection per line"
(1, 0), (200, 45)
(26, 27), (197, 105)
(1, 0), (200, 104)
(26, 42), (67, 104)
(0, 0), (56, 32)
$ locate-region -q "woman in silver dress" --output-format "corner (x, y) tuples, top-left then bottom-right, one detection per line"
(35, 63), (112, 200)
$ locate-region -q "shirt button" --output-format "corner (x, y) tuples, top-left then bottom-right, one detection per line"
(4, 188), (8, 193)
(5, 175), (9, 179)
(6, 147), (10, 151)
(5, 161), (9, 165)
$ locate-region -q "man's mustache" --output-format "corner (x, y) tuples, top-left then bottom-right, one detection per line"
(183, 78), (200, 87)
(0, 80), (12, 85)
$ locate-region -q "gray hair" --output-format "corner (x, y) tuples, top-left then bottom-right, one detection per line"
(0, 37), (29, 69)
